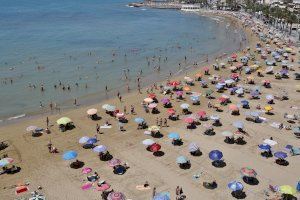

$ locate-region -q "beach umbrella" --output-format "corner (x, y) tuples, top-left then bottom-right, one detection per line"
(209, 150), (223, 161)
(241, 100), (249, 106)
(163, 86), (172, 91)
(57, 117), (72, 125)
(26, 125), (38, 132)
(222, 131), (233, 137)
(148, 126), (160, 132)
(153, 192), (170, 200)
(107, 192), (126, 200)
(106, 105), (116, 112)
(167, 108), (175, 115)
(183, 86), (191, 92)
(264, 105), (273, 112)
(250, 111), (259, 117)
(233, 121), (244, 129)
(228, 181), (244, 191)
(169, 81), (180, 86)
(0, 158), (14, 167)
(188, 142), (199, 152)
(215, 84), (223, 90)
(235, 88), (244, 95)
(29, 195), (46, 200)
(228, 104), (239, 111)
(161, 97), (170, 104)
(190, 95), (199, 102)
(168, 132), (180, 140)
(62, 150), (77, 160)
(79, 136), (90, 144)
(148, 103), (157, 109)
(240, 167), (257, 177)
(266, 94), (274, 101)
(82, 167), (92, 174)
(225, 79), (235, 85)
(203, 66), (209, 72)
(210, 115), (220, 121)
(144, 98), (153, 103)
(149, 143), (161, 152)
(148, 93), (156, 99)
(86, 138), (97, 145)
(176, 91), (184, 96)
(116, 113), (124, 118)
(180, 103), (190, 109)
(87, 108), (97, 115)
(108, 158), (121, 167)
(142, 139), (155, 146)
(102, 104), (110, 110)
(176, 156), (189, 164)
(93, 145), (107, 153)
(134, 117), (145, 124)
(279, 185), (297, 195)
(250, 90), (259, 97)
(293, 127), (300, 134)
(263, 139), (277, 146)
(205, 89), (213, 95)
(197, 111), (206, 118)
(183, 117), (194, 124)
(195, 73), (202, 78)
(274, 151), (287, 159)
(258, 144), (271, 151)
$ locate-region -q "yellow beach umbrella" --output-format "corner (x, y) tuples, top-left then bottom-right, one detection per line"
(57, 117), (72, 125)
(285, 48), (292, 53)
(148, 126), (160, 132)
(279, 185), (296, 195)
(264, 105), (273, 112)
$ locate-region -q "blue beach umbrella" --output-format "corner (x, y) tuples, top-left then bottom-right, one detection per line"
(274, 151), (287, 159)
(190, 95), (199, 102)
(258, 144), (271, 151)
(134, 117), (145, 124)
(87, 138), (97, 145)
(93, 145), (107, 153)
(79, 136), (89, 144)
(228, 181), (244, 191)
(215, 84), (223, 90)
(292, 127), (300, 134)
(180, 103), (190, 109)
(241, 100), (249, 106)
(63, 150), (78, 160)
(209, 150), (223, 161)
(168, 132), (180, 140)
(153, 192), (170, 200)
(176, 156), (189, 164)
(233, 121), (244, 129)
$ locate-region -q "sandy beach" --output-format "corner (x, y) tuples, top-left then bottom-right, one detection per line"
(0, 10), (299, 200)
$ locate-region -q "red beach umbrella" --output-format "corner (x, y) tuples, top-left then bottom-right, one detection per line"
(149, 143), (161, 152)
(184, 117), (194, 124)
(167, 108), (176, 115)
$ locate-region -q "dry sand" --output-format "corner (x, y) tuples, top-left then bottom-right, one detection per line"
(0, 11), (299, 200)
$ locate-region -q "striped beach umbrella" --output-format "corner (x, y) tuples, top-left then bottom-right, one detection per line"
(240, 167), (257, 177)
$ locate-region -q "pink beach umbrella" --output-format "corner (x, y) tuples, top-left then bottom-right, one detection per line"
(148, 103), (157, 109)
(184, 117), (194, 124)
(82, 167), (92, 174)
(161, 97), (170, 104)
(175, 91), (183, 96)
(81, 182), (93, 190)
(203, 67), (209, 72)
(228, 104), (239, 111)
(116, 113), (125, 118)
(108, 158), (121, 167)
(107, 192), (126, 200)
(144, 98), (153, 103)
(197, 111), (207, 118)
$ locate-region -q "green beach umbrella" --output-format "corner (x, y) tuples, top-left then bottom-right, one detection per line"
(57, 117), (72, 125)
(206, 89), (213, 95)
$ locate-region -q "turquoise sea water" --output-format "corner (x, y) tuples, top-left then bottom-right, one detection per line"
(0, 0), (244, 121)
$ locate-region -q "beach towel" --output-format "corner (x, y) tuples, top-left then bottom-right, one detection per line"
(135, 185), (151, 191)
(100, 125), (112, 129)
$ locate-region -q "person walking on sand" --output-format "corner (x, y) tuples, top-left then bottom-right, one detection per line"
(46, 117), (49, 128)
(130, 105), (135, 115)
(159, 118), (163, 128)
(123, 106), (127, 114)
(96, 124), (100, 134)
(164, 118), (168, 127)
(74, 98), (77, 106)
(152, 187), (156, 198)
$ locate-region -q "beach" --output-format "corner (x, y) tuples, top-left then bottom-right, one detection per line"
(0, 8), (300, 200)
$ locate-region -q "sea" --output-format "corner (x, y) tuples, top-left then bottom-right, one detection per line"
(0, 0), (245, 122)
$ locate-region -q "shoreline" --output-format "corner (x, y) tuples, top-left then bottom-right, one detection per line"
(0, 9), (247, 127)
